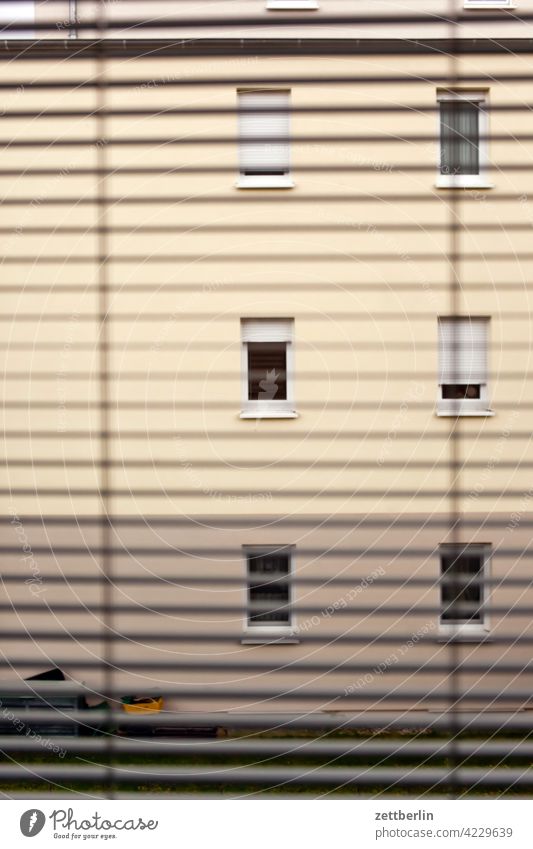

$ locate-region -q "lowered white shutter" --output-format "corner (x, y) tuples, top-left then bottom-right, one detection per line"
(438, 318), (488, 383)
(0, 1), (35, 37)
(238, 90), (290, 174)
(241, 318), (293, 343)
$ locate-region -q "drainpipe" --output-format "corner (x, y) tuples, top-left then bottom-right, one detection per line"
(68, 0), (77, 38)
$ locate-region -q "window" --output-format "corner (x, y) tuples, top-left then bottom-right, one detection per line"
(440, 544), (490, 636)
(436, 91), (491, 188)
(237, 89), (294, 189)
(241, 319), (296, 418)
(245, 547), (293, 632)
(0, 1), (34, 37)
(437, 317), (493, 416)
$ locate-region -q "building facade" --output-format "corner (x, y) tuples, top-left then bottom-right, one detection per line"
(1, 1), (533, 714)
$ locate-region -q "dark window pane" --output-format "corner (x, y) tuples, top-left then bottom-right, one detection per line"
(249, 553), (289, 576)
(248, 552), (290, 625)
(440, 101), (480, 176)
(441, 549), (483, 623)
(248, 342), (287, 401)
(442, 384), (481, 400)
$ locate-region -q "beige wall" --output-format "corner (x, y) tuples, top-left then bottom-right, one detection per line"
(30, 0), (533, 40)
(1, 49), (532, 709)
(0, 52), (532, 518)
(1, 513), (531, 710)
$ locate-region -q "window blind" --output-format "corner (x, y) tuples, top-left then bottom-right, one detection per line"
(438, 318), (488, 384)
(440, 100), (480, 176)
(0, 1), (35, 37)
(238, 89), (290, 175)
(241, 318), (293, 343)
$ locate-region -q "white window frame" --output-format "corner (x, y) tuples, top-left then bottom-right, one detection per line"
(267, 0), (319, 9)
(243, 545), (296, 639)
(0, 1), (34, 38)
(439, 543), (491, 639)
(237, 89), (294, 189)
(437, 316), (494, 417)
(436, 90), (493, 189)
(240, 318), (297, 419)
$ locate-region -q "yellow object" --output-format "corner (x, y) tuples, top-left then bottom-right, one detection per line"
(122, 697), (163, 715)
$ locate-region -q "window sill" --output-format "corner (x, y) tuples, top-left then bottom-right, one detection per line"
(242, 627), (299, 645)
(240, 409), (298, 419)
(236, 176), (295, 189)
(436, 409), (495, 417)
(438, 626), (489, 642)
(241, 637), (301, 645)
(435, 178), (494, 190)
(436, 636), (492, 643)
(267, 0), (319, 7)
